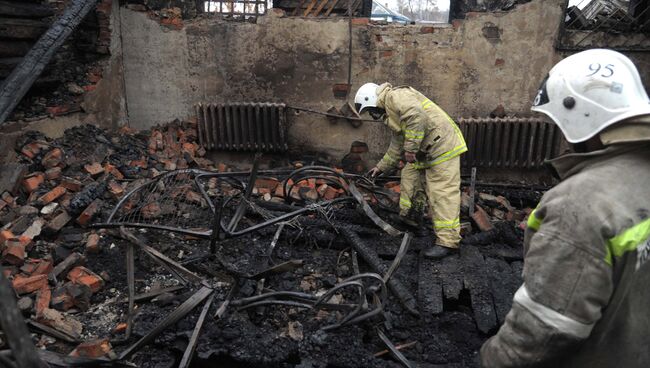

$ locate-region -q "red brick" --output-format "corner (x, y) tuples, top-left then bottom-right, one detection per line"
(60, 177), (82, 192)
(380, 50), (394, 58)
(452, 19), (463, 30)
(35, 286), (51, 317)
(46, 211), (72, 233)
(22, 172), (45, 193)
(389, 184), (400, 194)
(182, 142), (197, 157)
(351, 17), (369, 26)
(38, 186), (67, 205)
(67, 266), (104, 293)
(45, 167), (62, 181)
(70, 338), (113, 358)
(185, 191), (203, 204)
(470, 205), (494, 232)
(76, 199), (102, 227)
(58, 193), (73, 209)
(104, 164), (124, 180)
(20, 143), (39, 159)
(420, 26), (434, 34)
(13, 274), (48, 294)
(255, 178), (279, 192)
(85, 233), (100, 254)
(495, 58), (505, 67)
(84, 162), (104, 177)
(107, 180), (124, 199)
(41, 148), (64, 169)
(0, 229), (14, 243)
(384, 181), (399, 189)
(129, 158), (148, 169)
(20, 260), (39, 275)
(141, 202), (161, 219)
(3, 239), (25, 265)
(318, 184), (339, 200)
(33, 258), (54, 276)
(217, 163), (228, 172)
(148, 130), (164, 152)
(18, 235), (33, 250)
(113, 323), (127, 334)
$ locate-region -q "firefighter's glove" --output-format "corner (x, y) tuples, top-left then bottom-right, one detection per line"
(366, 167), (382, 178)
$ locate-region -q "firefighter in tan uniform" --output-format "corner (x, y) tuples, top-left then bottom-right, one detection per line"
(481, 49), (650, 367)
(354, 83), (467, 258)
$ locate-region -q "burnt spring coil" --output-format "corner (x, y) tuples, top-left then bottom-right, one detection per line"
(457, 117), (564, 169)
(195, 102), (288, 152)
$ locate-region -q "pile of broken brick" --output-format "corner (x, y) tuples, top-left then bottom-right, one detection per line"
(0, 121), (385, 360)
(0, 121), (542, 364)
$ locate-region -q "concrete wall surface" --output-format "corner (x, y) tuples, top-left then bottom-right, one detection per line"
(111, 0), (650, 160)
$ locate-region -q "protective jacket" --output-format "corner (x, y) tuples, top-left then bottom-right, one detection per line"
(481, 141), (650, 367)
(375, 83), (467, 172)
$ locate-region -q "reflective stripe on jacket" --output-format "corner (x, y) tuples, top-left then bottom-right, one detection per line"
(481, 144), (650, 368)
(375, 83), (467, 172)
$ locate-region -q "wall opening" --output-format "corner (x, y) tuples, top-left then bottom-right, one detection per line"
(558, 0), (650, 50)
(203, 0), (269, 17)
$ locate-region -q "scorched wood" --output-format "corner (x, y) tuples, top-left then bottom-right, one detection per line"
(0, 1), (54, 18)
(0, 266), (47, 368)
(0, 0), (99, 124)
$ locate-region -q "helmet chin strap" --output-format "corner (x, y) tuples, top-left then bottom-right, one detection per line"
(368, 107), (385, 120)
(570, 135), (605, 153)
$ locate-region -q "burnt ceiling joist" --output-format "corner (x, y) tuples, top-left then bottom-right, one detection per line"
(449, 0), (533, 19)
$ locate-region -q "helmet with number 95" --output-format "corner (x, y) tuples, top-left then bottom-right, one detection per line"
(532, 49), (650, 143)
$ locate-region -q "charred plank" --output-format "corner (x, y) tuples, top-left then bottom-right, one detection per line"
(0, 0), (99, 124)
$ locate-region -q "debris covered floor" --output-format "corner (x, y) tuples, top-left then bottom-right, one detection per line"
(0, 122), (541, 367)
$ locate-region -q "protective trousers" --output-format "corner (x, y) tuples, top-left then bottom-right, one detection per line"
(399, 156), (461, 248)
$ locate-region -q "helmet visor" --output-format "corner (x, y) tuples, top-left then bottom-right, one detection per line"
(533, 74), (550, 107)
(354, 103), (363, 114)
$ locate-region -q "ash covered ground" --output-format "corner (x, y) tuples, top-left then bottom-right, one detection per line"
(1, 123), (542, 367)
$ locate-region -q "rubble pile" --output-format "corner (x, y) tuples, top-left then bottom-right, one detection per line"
(0, 122), (541, 367)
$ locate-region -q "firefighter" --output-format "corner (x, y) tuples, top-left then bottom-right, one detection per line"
(354, 83), (467, 259)
(481, 49), (650, 367)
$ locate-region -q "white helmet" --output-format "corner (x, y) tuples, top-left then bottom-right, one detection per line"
(532, 49), (650, 143)
(354, 83), (380, 114)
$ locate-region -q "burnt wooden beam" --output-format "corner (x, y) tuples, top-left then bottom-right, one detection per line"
(0, 40), (31, 58)
(0, 18), (49, 39)
(0, 266), (46, 368)
(0, 0), (99, 124)
(0, 1), (54, 18)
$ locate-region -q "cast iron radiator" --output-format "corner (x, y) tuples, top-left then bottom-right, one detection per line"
(457, 117), (564, 169)
(195, 102), (288, 152)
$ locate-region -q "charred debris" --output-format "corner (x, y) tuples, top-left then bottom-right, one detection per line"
(0, 121), (544, 367)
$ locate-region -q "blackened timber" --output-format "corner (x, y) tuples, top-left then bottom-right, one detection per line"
(417, 255), (443, 316)
(0, 1), (54, 18)
(0, 40), (31, 57)
(484, 257), (520, 325)
(0, 0), (99, 124)
(340, 228), (419, 316)
(436, 255), (463, 300)
(0, 266), (47, 368)
(0, 18), (49, 39)
(460, 245), (498, 333)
